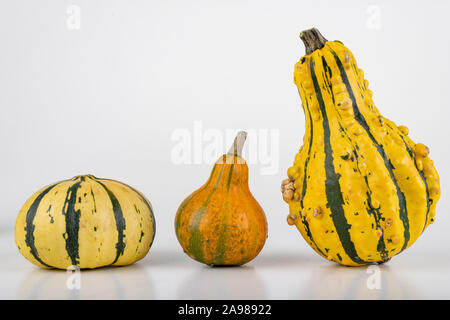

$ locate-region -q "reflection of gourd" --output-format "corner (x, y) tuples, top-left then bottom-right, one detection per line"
(177, 267), (266, 299)
(175, 132), (268, 266)
(282, 28), (440, 266)
(15, 175), (156, 269)
(305, 265), (413, 299)
(17, 264), (153, 299)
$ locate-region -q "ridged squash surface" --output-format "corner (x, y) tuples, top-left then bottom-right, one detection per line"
(15, 175), (156, 269)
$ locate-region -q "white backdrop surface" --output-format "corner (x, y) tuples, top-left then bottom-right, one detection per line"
(0, 0), (449, 299)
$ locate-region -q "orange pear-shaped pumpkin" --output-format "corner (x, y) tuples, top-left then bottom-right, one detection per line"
(175, 131), (268, 266)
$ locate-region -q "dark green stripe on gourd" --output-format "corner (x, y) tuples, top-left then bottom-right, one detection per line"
(310, 58), (366, 264)
(298, 86), (314, 208)
(321, 55), (389, 261)
(25, 183), (59, 268)
(301, 216), (326, 258)
(214, 165), (236, 265)
(330, 49), (410, 251)
(386, 123), (431, 233)
(297, 86), (327, 258)
(188, 165), (225, 262)
(62, 178), (83, 266)
(112, 178), (157, 246)
(95, 180), (127, 264)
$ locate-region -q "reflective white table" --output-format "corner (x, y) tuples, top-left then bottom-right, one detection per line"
(1, 232), (449, 300)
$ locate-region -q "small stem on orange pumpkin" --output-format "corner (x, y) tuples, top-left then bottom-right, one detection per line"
(227, 131), (247, 158)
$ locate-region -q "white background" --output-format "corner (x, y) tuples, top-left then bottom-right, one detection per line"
(0, 0), (449, 299)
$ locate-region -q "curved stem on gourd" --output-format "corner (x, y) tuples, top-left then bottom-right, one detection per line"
(227, 131), (247, 158)
(300, 28), (328, 55)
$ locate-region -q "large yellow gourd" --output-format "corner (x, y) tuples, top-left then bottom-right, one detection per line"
(282, 28), (440, 266)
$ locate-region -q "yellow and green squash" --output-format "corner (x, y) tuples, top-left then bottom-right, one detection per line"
(15, 175), (156, 269)
(282, 28), (440, 266)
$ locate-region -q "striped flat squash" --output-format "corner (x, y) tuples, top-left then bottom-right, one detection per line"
(15, 175), (156, 269)
(175, 131), (268, 266)
(281, 28), (440, 266)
